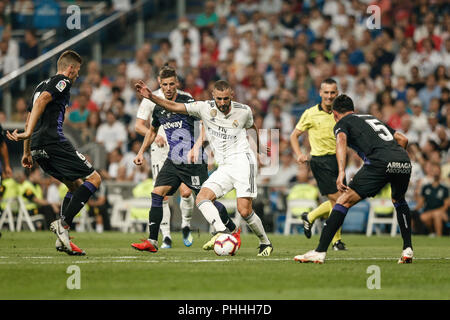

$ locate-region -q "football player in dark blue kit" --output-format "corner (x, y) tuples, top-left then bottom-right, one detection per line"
(7, 50), (102, 256)
(294, 94), (414, 264)
(131, 66), (240, 252)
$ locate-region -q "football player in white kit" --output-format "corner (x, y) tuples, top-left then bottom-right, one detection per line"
(135, 74), (195, 248)
(135, 79), (273, 256)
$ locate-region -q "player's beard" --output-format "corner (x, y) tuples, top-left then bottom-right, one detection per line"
(217, 102), (231, 113)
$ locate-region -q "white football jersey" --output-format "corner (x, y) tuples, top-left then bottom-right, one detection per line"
(184, 100), (254, 165)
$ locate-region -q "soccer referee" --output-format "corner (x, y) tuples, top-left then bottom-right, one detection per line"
(290, 78), (346, 250)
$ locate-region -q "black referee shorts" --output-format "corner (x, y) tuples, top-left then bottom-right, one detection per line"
(154, 158), (208, 196)
(349, 161), (411, 200)
(310, 154), (342, 196)
(31, 141), (95, 182)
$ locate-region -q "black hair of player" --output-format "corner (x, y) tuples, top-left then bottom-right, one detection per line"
(214, 80), (231, 91)
(159, 66), (177, 80)
(321, 78), (337, 86)
(332, 94), (354, 114)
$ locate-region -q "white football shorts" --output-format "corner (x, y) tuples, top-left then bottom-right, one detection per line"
(203, 152), (258, 199)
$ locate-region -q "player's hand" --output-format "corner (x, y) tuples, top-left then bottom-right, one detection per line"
(21, 154), (33, 169)
(3, 165), (12, 178)
(133, 153), (144, 166)
(296, 153), (309, 164)
(336, 172), (348, 193)
(6, 129), (31, 141)
(155, 135), (167, 148)
(188, 144), (201, 164)
(135, 80), (152, 99)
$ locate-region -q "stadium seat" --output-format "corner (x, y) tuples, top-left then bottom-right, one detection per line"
(366, 198), (398, 237)
(16, 197), (44, 232)
(0, 198), (16, 232)
(342, 200), (370, 233)
(284, 199), (318, 235)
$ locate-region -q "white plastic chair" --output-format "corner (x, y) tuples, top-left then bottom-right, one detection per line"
(0, 198), (16, 231)
(284, 199), (318, 235)
(16, 197), (45, 232)
(366, 198), (397, 237)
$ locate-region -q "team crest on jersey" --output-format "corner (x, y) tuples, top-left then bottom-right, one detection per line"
(191, 176), (200, 186)
(232, 120), (239, 128)
(56, 80), (67, 92)
(210, 109), (217, 117)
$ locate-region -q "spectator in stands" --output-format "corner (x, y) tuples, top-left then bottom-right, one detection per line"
(67, 93), (90, 130)
(80, 111), (101, 145)
(96, 110), (128, 154)
(414, 163), (449, 236)
(419, 74), (442, 111)
(392, 46), (417, 82)
(71, 81), (99, 112)
(89, 71), (111, 110)
(352, 79), (375, 114)
(0, 30), (19, 76)
(195, 0), (218, 29)
(263, 101), (293, 143)
(417, 37), (444, 77)
(19, 29), (38, 65)
(11, 97), (28, 122)
(127, 47), (147, 80)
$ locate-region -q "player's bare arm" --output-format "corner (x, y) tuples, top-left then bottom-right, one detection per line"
(134, 124), (159, 165)
(135, 117), (166, 148)
(7, 91), (53, 141)
(394, 131), (408, 149)
(135, 80), (188, 114)
(290, 128), (308, 163)
(335, 132), (348, 192)
(0, 140), (12, 177)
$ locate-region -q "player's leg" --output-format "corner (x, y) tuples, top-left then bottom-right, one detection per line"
(237, 197), (273, 256)
(131, 185), (173, 253)
(151, 159), (172, 248)
(179, 183), (194, 246)
(196, 187), (228, 233)
(391, 169), (414, 263)
(295, 165), (384, 263)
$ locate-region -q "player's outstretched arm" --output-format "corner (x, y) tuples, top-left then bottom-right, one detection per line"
(135, 80), (188, 114)
(7, 92), (52, 142)
(290, 128), (308, 163)
(134, 125), (158, 166)
(335, 132), (348, 192)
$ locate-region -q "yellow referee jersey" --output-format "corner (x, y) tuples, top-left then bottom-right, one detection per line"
(295, 104), (336, 156)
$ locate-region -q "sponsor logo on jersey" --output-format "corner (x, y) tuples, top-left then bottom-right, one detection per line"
(162, 120), (183, 130)
(56, 80), (67, 92)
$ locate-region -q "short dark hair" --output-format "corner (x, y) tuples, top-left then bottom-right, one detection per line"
(158, 65), (177, 79)
(214, 80), (231, 91)
(321, 78), (337, 86)
(57, 50), (82, 70)
(332, 94), (354, 113)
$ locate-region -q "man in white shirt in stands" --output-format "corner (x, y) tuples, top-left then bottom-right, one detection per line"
(135, 79), (273, 256)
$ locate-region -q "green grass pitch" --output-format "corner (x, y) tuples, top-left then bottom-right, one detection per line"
(0, 231), (449, 300)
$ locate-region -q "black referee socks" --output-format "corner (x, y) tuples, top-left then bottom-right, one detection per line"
(316, 204), (348, 252)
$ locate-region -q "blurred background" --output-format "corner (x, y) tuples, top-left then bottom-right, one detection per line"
(0, 0), (448, 237)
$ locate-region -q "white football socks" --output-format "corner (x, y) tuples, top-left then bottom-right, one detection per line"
(160, 200), (171, 240)
(180, 193), (194, 229)
(244, 211), (270, 245)
(197, 200), (227, 232)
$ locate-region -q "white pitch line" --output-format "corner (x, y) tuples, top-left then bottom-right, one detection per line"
(0, 257), (449, 265)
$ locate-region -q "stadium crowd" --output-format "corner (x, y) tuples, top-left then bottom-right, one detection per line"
(1, 0), (449, 236)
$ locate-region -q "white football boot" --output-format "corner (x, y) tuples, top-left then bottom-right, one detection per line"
(50, 219), (72, 253)
(294, 250), (326, 264)
(398, 247), (413, 264)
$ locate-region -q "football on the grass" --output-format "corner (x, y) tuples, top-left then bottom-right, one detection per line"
(214, 234), (239, 256)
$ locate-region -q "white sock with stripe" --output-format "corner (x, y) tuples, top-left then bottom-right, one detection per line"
(160, 200), (171, 240)
(180, 194), (194, 229)
(244, 211), (270, 245)
(197, 200), (227, 232)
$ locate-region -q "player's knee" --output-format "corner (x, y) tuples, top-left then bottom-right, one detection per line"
(86, 171), (102, 188)
(180, 189), (191, 198)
